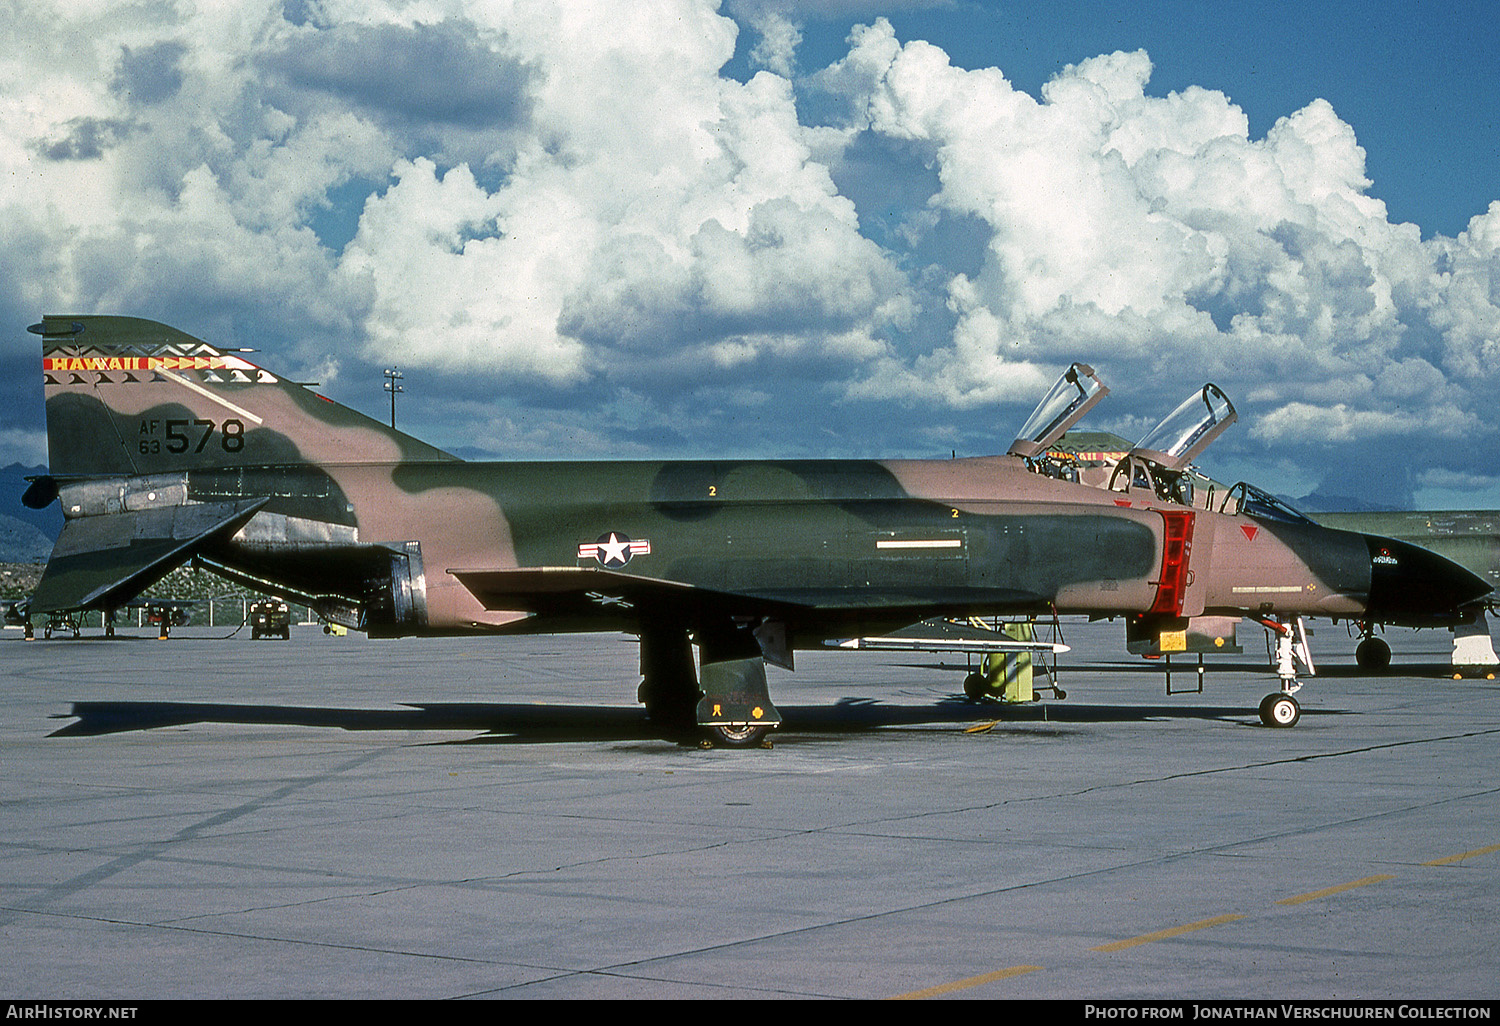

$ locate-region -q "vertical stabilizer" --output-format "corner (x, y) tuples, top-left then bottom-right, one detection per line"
(33, 315), (457, 477)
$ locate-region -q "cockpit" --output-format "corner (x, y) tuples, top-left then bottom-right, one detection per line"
(1128, 383), (1236, 473)
(1009, 366), (1311, 523)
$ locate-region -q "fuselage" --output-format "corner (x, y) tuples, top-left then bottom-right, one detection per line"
(30, 314), (1490, 642)
(76, 452), (1473, 641)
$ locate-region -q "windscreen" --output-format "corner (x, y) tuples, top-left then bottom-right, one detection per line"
(1223, 482), (1315, 525)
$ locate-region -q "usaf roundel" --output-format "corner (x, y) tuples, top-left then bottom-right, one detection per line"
(578, 532), (651, 568)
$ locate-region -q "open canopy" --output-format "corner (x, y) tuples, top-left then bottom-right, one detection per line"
(1008, 363), (1109, 459)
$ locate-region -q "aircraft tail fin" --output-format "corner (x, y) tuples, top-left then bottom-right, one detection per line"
(32, 315), (457, 478)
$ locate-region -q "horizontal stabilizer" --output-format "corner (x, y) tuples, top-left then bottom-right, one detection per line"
(30, 499), (268, 613)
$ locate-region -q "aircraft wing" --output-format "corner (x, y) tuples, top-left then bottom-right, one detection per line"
(30, 498), (268, 613)
(451, 567), (1047, 636)
(449, 566), (807, 623)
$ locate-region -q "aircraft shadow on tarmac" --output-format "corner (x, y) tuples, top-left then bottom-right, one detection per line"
(47, 692), (1318, 743)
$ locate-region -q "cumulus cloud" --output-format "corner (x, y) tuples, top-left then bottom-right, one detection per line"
(809, 20), (1499, 495)
(113, 41), (188, 105)
(1, 3), (1496, 504)
(335, 2), (909, 396)
(36, 117), (138, 161)
(260, 20), (533, 131)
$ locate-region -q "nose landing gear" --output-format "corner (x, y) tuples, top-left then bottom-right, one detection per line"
(1257, 616), (1312, 728)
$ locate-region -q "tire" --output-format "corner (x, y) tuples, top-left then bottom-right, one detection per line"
(704, 722), (772, 748)
(1259, 693), (1301, 728)
(1355, 637), (1391, 671)
(963, 672), (988, 701)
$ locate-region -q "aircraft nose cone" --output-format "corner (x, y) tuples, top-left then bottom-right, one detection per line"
(1365, 536), (1492, 622)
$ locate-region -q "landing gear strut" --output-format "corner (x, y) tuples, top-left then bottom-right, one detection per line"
(638, 628), (700, 737)
(1257, 616), (1311, 728)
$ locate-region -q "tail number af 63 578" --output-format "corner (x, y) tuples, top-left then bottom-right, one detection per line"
(138, 417), (245, 454)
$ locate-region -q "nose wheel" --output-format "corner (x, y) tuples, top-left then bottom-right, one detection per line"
(1258, 691), (1301, 728)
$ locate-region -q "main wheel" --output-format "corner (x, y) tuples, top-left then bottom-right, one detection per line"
(963, 672), (989, 701)
(704, 722), (772, 748)
(1259, 692), (1301, 728)
(1355, 637), (1391, 671)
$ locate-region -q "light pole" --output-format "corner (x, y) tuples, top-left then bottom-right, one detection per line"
(383, 366), (403, 429)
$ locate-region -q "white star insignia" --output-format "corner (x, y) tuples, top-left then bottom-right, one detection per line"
(597, 532), (631, 566)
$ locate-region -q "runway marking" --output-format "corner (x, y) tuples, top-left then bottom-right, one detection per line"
(888, 965), (1042, 999)
(1422, 842), (1500, 866)
(1090, 913), (1244, 952)
(1274, 874), (1396, 905)
(895, 846), (1500, 997)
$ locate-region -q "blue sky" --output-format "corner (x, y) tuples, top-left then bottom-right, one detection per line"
(3, 0), (1497, 510)
(795, 0), (1498, 239)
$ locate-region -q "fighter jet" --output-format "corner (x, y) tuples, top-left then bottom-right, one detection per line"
(22, 316), (1492, 745)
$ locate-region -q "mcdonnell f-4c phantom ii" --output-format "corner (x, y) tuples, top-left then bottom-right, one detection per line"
(22, 316), (1493, 746)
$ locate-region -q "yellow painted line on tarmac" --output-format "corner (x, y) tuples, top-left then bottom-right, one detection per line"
(1422, 842), (1500, 866)
(1090, 913), (1244, 952)
(1274, 874), (1395, 905)
(892, 852), (1494, 998)
(888, 965), (1043, 1000)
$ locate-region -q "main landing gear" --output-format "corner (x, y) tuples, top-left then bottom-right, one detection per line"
(638, 626), (780, 749)
(1256, 616), (1312, 728)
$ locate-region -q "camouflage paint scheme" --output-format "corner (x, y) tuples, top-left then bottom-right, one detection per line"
(24, 316), (1492, 742)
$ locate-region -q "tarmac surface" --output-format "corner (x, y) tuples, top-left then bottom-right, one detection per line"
(2, 617), (1497, 1000)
